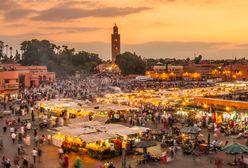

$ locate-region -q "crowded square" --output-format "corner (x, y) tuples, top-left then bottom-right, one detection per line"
(1, 1), (248, 167)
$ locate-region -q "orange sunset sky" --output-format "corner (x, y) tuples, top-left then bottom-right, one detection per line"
(1, 0), (248, 60)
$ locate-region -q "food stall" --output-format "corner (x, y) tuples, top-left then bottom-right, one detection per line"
(180, 126), (201, 154)
(82, 103), (136, 122)
(51, 119), (149, 159)
(52, 126), (97, 148)
(37, 99), (91, 118)
(79, 132), (117, 159)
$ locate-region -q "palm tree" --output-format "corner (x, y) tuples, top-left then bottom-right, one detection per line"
(0, 41), (4, 61)
(9, 47), (13, 62)
(5, 45), (8, 57)
(15, 50), (21, 62)
(56, 45), (61, 63)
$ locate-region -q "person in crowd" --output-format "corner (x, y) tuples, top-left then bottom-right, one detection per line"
(5, 158), (11, 168)
(3, 125), (7, 133)
(32, 148), (38, 164)
(161, 148), (167, 163)
(47, 134), (51, 144)
(37, 148), (42, 162)
(2, 156), (6, 167)
(22, 157), (29, 168)
(11, 132), (17, 143)
(74, 156), (81, 168)
(63, 154), (69, 168)
(96, 163), (102, 168)
(108, 162), (115, 168)
(103, 161), (109, 168)
(58, 148), (64, 159)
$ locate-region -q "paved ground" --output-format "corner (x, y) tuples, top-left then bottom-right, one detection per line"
(0, 113), (247, 168)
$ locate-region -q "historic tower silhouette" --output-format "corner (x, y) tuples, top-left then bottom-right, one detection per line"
(111, 24), (120, 63)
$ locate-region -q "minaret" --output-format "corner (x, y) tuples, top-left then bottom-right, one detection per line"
(111, 24), (120, 63)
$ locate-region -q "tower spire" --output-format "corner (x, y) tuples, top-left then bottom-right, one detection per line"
(111, 24), (120, 63)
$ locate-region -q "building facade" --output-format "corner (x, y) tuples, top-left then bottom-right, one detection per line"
(111, 24), (120, 63)
(222, 63), (248, 81)
(146, 63), (184, 80)
(0, 64), (55, 96)
(183, 63), (218, 80)
(0, 71), (19, 95)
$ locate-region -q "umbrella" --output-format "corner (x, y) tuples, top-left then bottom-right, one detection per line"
(181, 126), (201, 134)
(135, 141), (157, 148)
(222, 143), (248, 154)
(222, 143), (248, 165)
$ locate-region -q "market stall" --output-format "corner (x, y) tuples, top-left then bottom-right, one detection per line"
(180, 126), (201, 154)
(52, 126), (97, 147)
(79, 132), (117, 160)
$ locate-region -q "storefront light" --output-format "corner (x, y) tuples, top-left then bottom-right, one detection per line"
(225, 106), (231, 111)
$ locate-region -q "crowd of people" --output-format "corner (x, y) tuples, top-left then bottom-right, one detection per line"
(0, 73), (121, 168)
(0, 72), (247, 168)
(115, 81), (214, 92)
(124, 103), (176, 130)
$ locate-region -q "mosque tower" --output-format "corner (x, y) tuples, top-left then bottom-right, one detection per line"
(111, 24), (120, 63)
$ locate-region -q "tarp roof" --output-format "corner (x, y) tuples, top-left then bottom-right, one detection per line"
(79, 132), (117, 143)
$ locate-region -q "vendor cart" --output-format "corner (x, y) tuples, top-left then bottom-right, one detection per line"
(180, 126), (201, 154)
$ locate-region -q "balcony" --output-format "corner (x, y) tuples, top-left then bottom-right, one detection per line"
(3, 83), (19, 90)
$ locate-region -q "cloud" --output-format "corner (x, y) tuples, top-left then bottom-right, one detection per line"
(1, 0), (150, 22)
(0, 32), (58, 39)
(147, 0), (220, 5)
(31, 6), (151, 21)
(1, 37), (248, 60)
(123, 41), (228, 58)
(121, 41), (248, 59)
(0, 26), (102, 39)
(57, 41), (248, 60)
(4, 8), (35, 20)
(41, 26), (103, 33)
(13, 32), (46, 38)
(58, 0), (100, 7)
(4, 23), (26, 28)
(0, 0), (18, 11)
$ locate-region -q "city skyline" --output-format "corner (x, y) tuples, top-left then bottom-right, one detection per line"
(1, 0), (248, 60)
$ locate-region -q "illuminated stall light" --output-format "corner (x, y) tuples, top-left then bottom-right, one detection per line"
(203, 104), (208, 108)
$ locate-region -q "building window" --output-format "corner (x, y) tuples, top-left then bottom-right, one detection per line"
(4, 79), (9, 83)
(16, 79), (18, 82)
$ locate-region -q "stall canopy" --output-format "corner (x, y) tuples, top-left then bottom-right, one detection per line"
(96, 124), (126, 132)
(70, 121), (104, 128)
(82, 103), (135, 113)
(38, 99), (135, 115)
(131, 126), (150, 133)
(79, 132), (117, 143)
(222, 143), (248, 154)
(108, 127), (140, 136)
(55, 127), (97, 136)
(38, 99), (83, 110)
(181, 126), (201, 134)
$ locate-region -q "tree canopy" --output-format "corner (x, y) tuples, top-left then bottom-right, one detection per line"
(194, 55), (203, 64)
(20, 39), (102, 76)
(116, 52), (146, 76)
